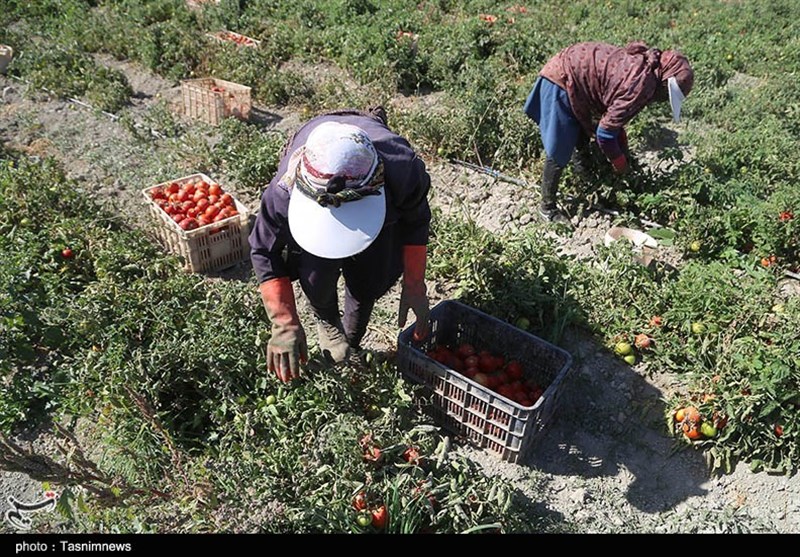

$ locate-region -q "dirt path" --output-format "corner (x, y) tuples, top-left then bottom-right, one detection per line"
(1, 58), (798, 533)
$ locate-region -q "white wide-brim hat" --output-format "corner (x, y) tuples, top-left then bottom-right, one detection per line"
(668, 76), (686, 123)
(289, 186), (385, 259)
(287, 121), (386, 259)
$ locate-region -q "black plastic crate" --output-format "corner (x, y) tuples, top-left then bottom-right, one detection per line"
(397, 300), (573, 463)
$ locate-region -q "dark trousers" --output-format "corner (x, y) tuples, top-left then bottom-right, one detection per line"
(291, 224), (404, 344)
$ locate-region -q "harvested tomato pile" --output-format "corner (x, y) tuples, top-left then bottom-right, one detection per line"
(214, 31), (258, 47)
(426, 342), (544, 407)
(148, 178), (239, 232)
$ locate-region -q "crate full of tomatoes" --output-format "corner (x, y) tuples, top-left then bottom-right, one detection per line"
(397, 300), (573, 464)
(207, 30), (261, 48)
(142, 173), (251, 273)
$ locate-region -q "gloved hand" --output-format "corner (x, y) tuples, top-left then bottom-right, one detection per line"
(259, 277), (308, 383)
(398, 245), (430, 342)
(611, 154), (628, 174)
(618, 127), (629, 153)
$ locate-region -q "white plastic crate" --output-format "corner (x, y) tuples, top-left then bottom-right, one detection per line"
(142, 173), (250, 273)
(181, 77), (252, 125)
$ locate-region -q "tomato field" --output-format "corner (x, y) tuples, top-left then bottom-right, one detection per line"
(1, 0), (799, 534)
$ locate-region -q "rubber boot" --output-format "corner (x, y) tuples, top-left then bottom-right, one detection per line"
(571, 144), (594, 183)
(538, 157), (571, 224)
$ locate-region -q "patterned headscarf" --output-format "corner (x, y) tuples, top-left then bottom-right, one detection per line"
(660, 50), (694, 97)
(280, 122), (384, 208)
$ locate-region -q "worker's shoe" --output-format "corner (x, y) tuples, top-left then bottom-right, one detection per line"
(316, 316), (350, 364)
(537, 205), (572, 225)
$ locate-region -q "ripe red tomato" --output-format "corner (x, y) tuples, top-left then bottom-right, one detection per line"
(634, 333), (652, 349)
(371, 505), (388, 529)
(195, 198), (209, 211)
(402, 447), (420, 464)
(353, 492), (368, 511)
(457, 343), (476, 358)
(204, 205), (220, 218)
(176, 190), (189, 203)
(478, 353), (495, 373)
(464, 355), (479, 368)
(179, 218), (199, 231)
(166, 182), (179, 194)
(61, 248), (74, 259)
(649, 316), (663, 328)
(220, 193), (234, 207)
(506, 361), (523, 380)
(363, 446), (382, 462)
(497, 385), (515, 399)
(209, 183), (222, 197)
(182, 182), (196, 195)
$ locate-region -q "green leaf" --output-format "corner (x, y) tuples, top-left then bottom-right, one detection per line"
(648, 228), (676, 240)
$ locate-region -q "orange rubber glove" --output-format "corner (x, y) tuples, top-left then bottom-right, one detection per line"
(398, 245), (430, 342)
(259, 277), (308, 383)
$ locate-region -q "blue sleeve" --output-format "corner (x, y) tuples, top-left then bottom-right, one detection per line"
(596, 125), (624, 161)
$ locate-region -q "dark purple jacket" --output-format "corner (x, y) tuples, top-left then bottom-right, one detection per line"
(249, 112), (432, 284)
(540, 41), (663, 135)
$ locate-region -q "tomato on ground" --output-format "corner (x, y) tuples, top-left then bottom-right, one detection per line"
(371, 505), (388, 529)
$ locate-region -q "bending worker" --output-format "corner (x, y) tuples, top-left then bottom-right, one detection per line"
(250, 109), (432, 383)
(524, 41), (694, 223)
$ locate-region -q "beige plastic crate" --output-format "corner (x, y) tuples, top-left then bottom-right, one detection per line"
(142, 173), (251, 273)
(186, 0), (220, 9)
(181, 78), (252, 125)
(0, 45), (13, 75)
(207, 30), (261, 48)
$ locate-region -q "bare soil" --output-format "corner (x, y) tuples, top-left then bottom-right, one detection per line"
(1, 57), (798, 534)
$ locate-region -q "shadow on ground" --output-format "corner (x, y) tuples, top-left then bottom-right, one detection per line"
(522, 326), (712, 513)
